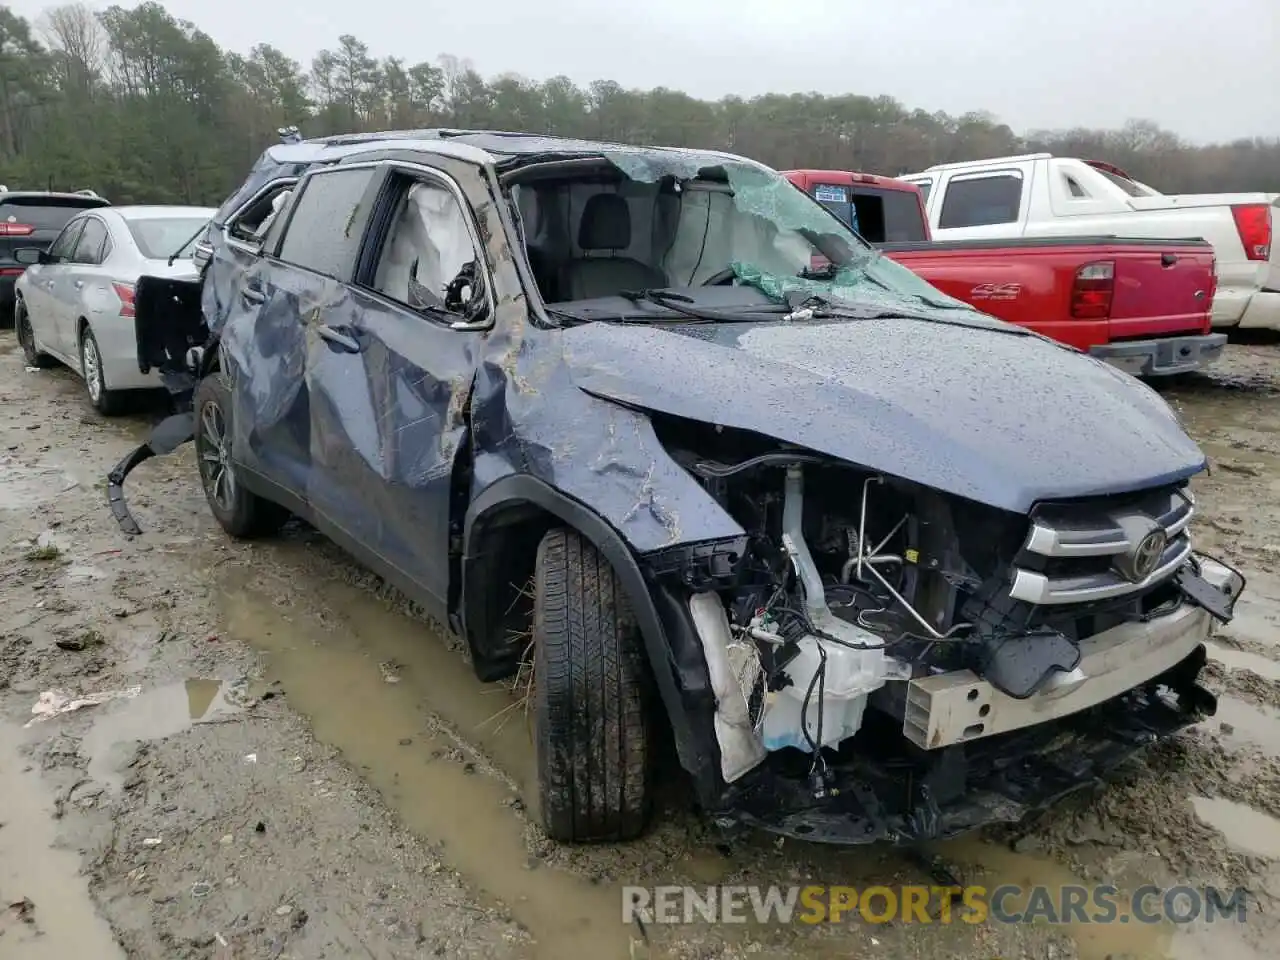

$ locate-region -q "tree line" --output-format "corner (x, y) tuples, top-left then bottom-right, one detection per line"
(1, 2), (1276, 207)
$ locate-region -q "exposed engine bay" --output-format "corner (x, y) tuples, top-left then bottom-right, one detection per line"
(651, 416), (1241, 823)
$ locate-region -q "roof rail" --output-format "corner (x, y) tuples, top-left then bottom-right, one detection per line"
(73, 188), (102, 198)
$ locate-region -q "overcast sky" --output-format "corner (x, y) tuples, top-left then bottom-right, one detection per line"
(10, 0), (1278, 143)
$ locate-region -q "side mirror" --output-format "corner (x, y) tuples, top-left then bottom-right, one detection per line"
(12, 247), (44, 266)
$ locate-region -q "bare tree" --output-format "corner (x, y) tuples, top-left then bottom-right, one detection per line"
(40, 3), (103, 97)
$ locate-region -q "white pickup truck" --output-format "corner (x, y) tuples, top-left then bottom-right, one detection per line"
(900, 154), (1280, 332)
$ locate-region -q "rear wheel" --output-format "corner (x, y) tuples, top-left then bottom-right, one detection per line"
(80, 326), (124, 415)
(16, 299), (54, 369)
(533, 527), (653, 842)
(194, 373), (289, 539)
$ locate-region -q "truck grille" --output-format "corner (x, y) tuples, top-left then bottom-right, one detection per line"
(1009, 485), (1193, 607)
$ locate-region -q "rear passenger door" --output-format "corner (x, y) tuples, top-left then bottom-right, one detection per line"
(59, 215), (111, 359)
(307, 160), (492, 610)
(27, 217), (86, 357)
(225, 165), (381, 507)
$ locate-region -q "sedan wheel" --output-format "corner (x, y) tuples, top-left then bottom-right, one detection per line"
(80, 327), (123, 415)
(16, 300), (54, 369)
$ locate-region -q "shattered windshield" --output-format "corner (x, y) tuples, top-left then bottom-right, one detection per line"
(506, 149), (975, 320)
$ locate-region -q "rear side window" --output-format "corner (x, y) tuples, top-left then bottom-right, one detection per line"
(938, 174), (1023, 228)
(228, 181), (297, 246)
(914, 179), (932, 205)
(71, 217), (108, 264)
(48, 218), (86, 260)
(850, 188), (928, 243)
(812, 183), (855, 229)
(277, 169), (376, 279)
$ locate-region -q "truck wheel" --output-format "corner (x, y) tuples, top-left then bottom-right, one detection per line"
(533, 527), (653, 842)
(16, 299), (54, 368)
(193, 374), (289, 539)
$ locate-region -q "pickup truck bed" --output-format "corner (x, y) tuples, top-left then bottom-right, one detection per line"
(881, 235), (1223, 376)
(783, 168), (1225, 376)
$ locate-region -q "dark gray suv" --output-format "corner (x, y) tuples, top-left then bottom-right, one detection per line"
(109, 129), (1242, 846)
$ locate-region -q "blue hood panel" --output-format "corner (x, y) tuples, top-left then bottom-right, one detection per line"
(561, 318), (1205, 514)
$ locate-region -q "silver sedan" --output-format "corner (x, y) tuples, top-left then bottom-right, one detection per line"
(13, 205), (214, 414)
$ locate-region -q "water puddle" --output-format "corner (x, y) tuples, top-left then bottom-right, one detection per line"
(1208, 642), (1280, 682)
(82, 678), (242, 789)
(935, 835), (1273, 960)
(216, 569), (632, 960)
(1209, 695), (1280, 756)
(1189, 796), (1280, 858)
(0, 462), (77, 509)
(0, 723), (125, 958)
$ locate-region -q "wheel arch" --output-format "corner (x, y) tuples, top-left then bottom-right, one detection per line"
(461, 474), (720, 799)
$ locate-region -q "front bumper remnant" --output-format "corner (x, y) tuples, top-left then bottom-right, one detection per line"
(106, 412), (196, 535)
(711, 556), (1240, 845)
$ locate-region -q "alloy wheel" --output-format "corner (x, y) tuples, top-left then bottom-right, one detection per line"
(199, 399), (236, 511)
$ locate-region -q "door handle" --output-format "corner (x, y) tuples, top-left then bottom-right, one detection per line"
(317, 324), (363, 353)
(1161, 253), (1177, 267)
(241, 287), (266, 305)
(46, 280), (55, 289)
(73, 280), (84, 289)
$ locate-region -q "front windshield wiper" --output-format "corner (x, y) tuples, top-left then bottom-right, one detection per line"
(166, 222), (209, 266)
(619, 288), (787, 323)
(784, 293), (1038, 337)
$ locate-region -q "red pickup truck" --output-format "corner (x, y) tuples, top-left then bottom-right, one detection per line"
(783, 169), (1226, 377)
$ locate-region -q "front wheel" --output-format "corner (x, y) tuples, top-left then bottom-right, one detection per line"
(16, 300), (54, 368)
(533, 527), (653, 842)
(193, 374), (289, 539)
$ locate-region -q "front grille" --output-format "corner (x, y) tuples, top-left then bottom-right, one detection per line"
(1009, 484), (1194, 606)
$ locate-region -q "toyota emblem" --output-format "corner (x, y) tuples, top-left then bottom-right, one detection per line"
(1128, 529), (1168, 581)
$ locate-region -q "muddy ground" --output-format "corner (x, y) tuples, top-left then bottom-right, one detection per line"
(2, 332), (1280, 960)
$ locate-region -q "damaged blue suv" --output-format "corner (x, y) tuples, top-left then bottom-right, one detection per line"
(109, 129), (1243, 845)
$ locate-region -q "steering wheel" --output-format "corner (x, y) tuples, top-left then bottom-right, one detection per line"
(700, 267), (738, 286)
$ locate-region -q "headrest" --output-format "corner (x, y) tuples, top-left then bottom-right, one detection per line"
(578, 193), (631, 251)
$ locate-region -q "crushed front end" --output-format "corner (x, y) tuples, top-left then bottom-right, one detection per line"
(638, 420), (1243, 845)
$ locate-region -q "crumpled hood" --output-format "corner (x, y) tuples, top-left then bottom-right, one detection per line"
(561, 317), (1205, 514)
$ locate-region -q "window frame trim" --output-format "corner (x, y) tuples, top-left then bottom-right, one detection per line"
(937, 168), (1026, 230)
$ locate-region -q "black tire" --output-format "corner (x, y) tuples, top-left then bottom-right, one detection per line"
(79, 325), (125, 415)
(533, 527), (653, 842)
(15, 299), (55, 368)
(193, 373), (289, 538)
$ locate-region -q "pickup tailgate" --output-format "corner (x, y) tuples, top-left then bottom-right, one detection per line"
(881, 236), (1214, 352)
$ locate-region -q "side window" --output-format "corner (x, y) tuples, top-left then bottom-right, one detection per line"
(1064, 174), (1088, 198)
(370, 176), (486, 321)
(277, 168), (376, 279)
(938, 174), (1023, 228)
(228, 180), (298, 246)
(915, 179), (933, 206)
(71, 217), (108, 264)
(48, 218), (86, 260)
